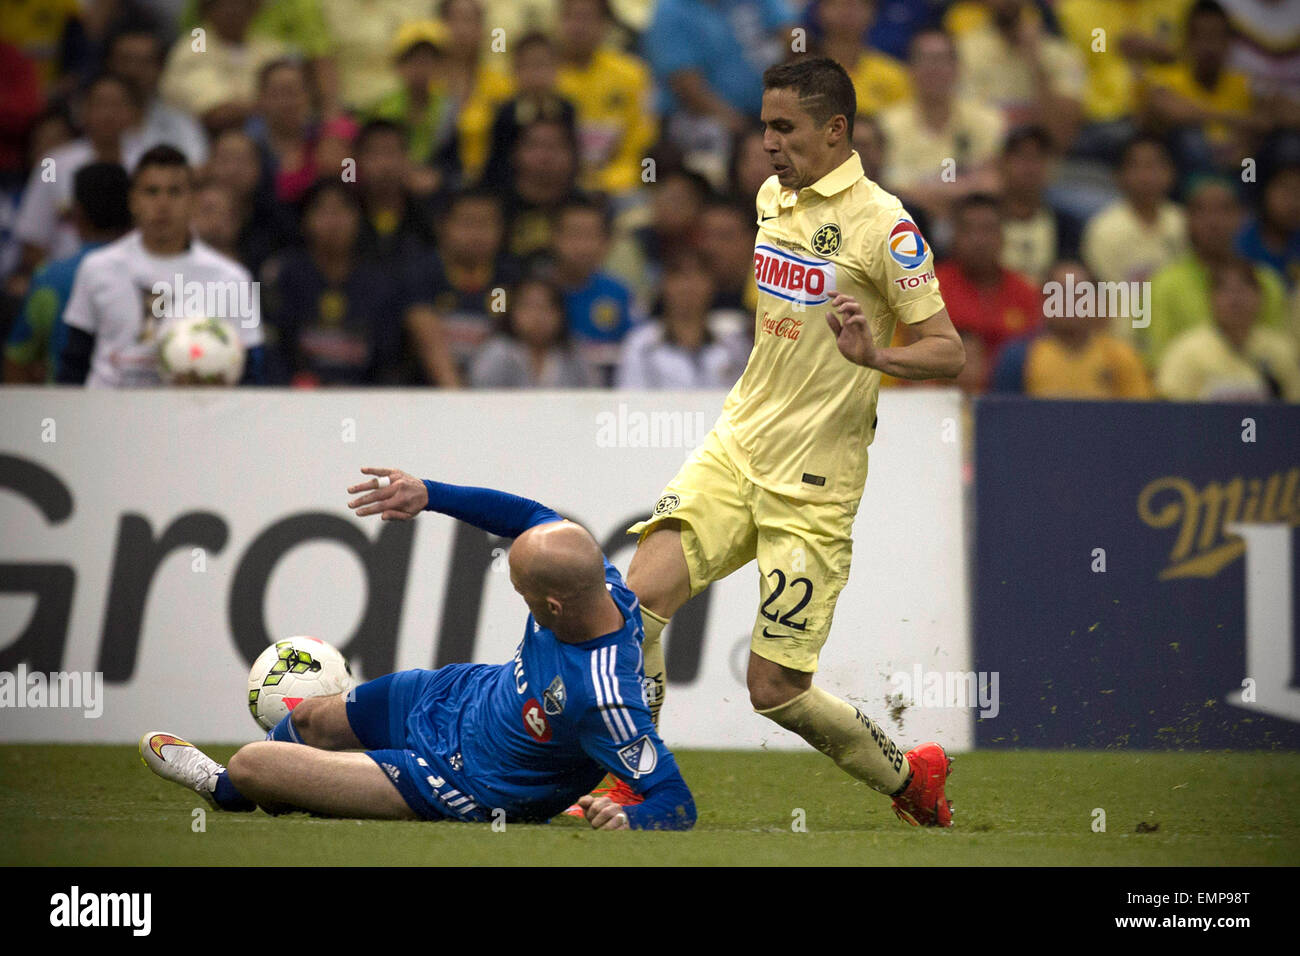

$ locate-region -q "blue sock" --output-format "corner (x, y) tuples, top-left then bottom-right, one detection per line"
(212, 771), (256, 812)
(266, 712), (303, 743)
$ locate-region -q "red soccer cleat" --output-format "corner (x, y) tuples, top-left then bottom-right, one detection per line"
(891, 742), (953, 827)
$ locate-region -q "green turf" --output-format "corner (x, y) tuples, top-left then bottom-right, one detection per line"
(2, 746), (1297, 865)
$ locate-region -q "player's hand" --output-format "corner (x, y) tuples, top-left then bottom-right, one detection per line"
(826, 293), (879, 369)
(577, 794), (631, 831)
(346, 467), (428, 520)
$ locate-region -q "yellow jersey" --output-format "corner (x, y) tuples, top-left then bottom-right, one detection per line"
(715, 151), (946, 504)
(556, 47), (658, 195)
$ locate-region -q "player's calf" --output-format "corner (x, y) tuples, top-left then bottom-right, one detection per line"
(266, 694), (361, 750)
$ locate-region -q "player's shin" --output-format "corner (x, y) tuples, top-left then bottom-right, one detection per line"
(756, 685), (909, 795)
(639, 607), (668, 726)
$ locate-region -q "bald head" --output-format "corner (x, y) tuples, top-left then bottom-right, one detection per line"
(509, 520), (607, 610)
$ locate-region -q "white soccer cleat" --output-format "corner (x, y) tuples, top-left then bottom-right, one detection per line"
(139, 731), (225, 808)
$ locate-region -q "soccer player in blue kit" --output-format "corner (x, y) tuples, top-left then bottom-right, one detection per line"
(139, 468), (696, 831)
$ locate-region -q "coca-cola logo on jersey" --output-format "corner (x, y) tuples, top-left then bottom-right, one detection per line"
(754, 244), (834, 306)
(759, 312), (804, 340)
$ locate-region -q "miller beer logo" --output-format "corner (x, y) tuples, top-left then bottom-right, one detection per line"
(754, 244), (835, 306)
(1138, 467), (1300, 579)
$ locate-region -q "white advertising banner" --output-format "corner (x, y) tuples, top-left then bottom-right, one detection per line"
(0, 388), (970, 749)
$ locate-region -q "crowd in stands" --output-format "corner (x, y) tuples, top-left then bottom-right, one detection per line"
(2, 0), (1298, 401)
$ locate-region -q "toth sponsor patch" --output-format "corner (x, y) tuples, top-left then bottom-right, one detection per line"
(888, 218), (929, 270)
(616, 735), (658, 778)
(754, 244), (835, 306)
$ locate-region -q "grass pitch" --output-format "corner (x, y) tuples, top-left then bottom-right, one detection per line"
(2, 746), (1297, 866)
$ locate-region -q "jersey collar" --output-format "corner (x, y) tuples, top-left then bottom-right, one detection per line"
(779, 151), (863, 206)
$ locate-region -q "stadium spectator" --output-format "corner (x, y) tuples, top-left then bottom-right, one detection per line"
(1080, 133), (1186, 285)
(866, 0), (944, 61)
(1056, 0), (1189, 160)
(697, 199), (759, 322)
(1218, 0), (1300, 127)
(552, 196), (638, 386)
(263, 179), (403, 387)
(481, 33), (577, 193)
(615, 249), (747, 390)
(354, 119), (435, 271)
(1236, 161), (1300, 289)
(0, 42), (44, 184)
(813, 0), (912, 116)
(105, 20), (210, 165)
(404, 187), (520, 386)
(852, 112), (888, 184)
(4, 163), (131, 383)
(0, 0), (81, 89)
(643, 0), (796, 177)
(191, 179), (241, 259)
(998, 125), (1084, 282)
(204, 126), (297, 277)
(1156, 257), (1300, 399)
(57, 145), (265, 387)
(501, 117), (580, 262)
(469, 276), (593, 388)
(1146, 176), (1291, 366)
(877, 27), (1003, 226)
(956, 0), (1086, 150)
(311, 0), (421, 113)
(366, 20), (457, 188)
(728, 126), (773, 202)
(13, 73), (143, 278)
(933, 193), (1042, 391)
(439, 0), (515, 184)
(1142, 0), (1260, 176)
(555, 0), (657, 198)
(160, 0), (285, 133)
(607, 166), (712, 308)
(247, 58), (318, 205)
(992, 260), (1154, 398)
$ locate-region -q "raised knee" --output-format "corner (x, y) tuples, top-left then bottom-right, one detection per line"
(226, 741), (272, 790)
(748, 675), (799, 713)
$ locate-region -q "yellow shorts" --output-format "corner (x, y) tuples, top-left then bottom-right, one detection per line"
(628, 430), (859, 673)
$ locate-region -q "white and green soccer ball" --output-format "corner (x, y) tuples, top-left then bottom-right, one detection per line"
(158, 316), (245, 386)
(247, 636), (356, 731)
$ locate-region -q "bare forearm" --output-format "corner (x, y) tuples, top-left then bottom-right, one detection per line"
(871, 336), (965, 380)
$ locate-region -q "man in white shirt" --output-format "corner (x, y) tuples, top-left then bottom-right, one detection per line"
(13, 73), (145, 274)
(58, 145), (264, 387)
(107, 22), (210, 165)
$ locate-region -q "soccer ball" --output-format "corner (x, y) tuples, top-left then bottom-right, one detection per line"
(247, 636), (356, 731)
(158, 316), (245, 385)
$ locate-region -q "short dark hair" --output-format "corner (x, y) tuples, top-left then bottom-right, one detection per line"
(504, 275), (569, 341)
(762, 56), (857, 137)
(105, 19), (163, 62)
(1187, 0), (1230, 31)
(130, 144), (192, 187)
(85, 71), (142, 110)
(908, 26), (957, 60)
(355, 118), (407, 154)
(300, 176), (362, 218)
(953, 192), (1001, 222)
(1118, 131), (1173, 168)
(514, 30), (555, 60)
(441, 185), (504, 223)
(556, 193), (611, 234)
(1002, 124), (1053, 156)
(74, 162), (131, 232)
(257, 56), (306, 92)
(1209, 257), (1259, 293)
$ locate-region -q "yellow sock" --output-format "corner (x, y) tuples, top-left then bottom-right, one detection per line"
(639, 606), (668, 726)
(757, 685), (909, 795)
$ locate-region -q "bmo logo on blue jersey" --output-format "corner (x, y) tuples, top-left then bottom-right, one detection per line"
(754, 244), (835, 306)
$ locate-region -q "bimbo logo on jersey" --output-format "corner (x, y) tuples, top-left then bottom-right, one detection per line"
(754, 244), (835, 306)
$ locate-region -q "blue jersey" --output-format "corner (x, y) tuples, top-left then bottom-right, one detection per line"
(393, 481), (695, 830)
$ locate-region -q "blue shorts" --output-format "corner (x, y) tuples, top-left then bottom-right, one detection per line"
(346, 668), (488, 822)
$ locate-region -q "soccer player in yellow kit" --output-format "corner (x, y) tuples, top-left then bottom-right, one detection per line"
(627, 57), (965, 826)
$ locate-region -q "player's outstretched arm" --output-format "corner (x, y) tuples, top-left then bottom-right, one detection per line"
(347, 467), (563, 537)
(826, 297), (965, 380)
